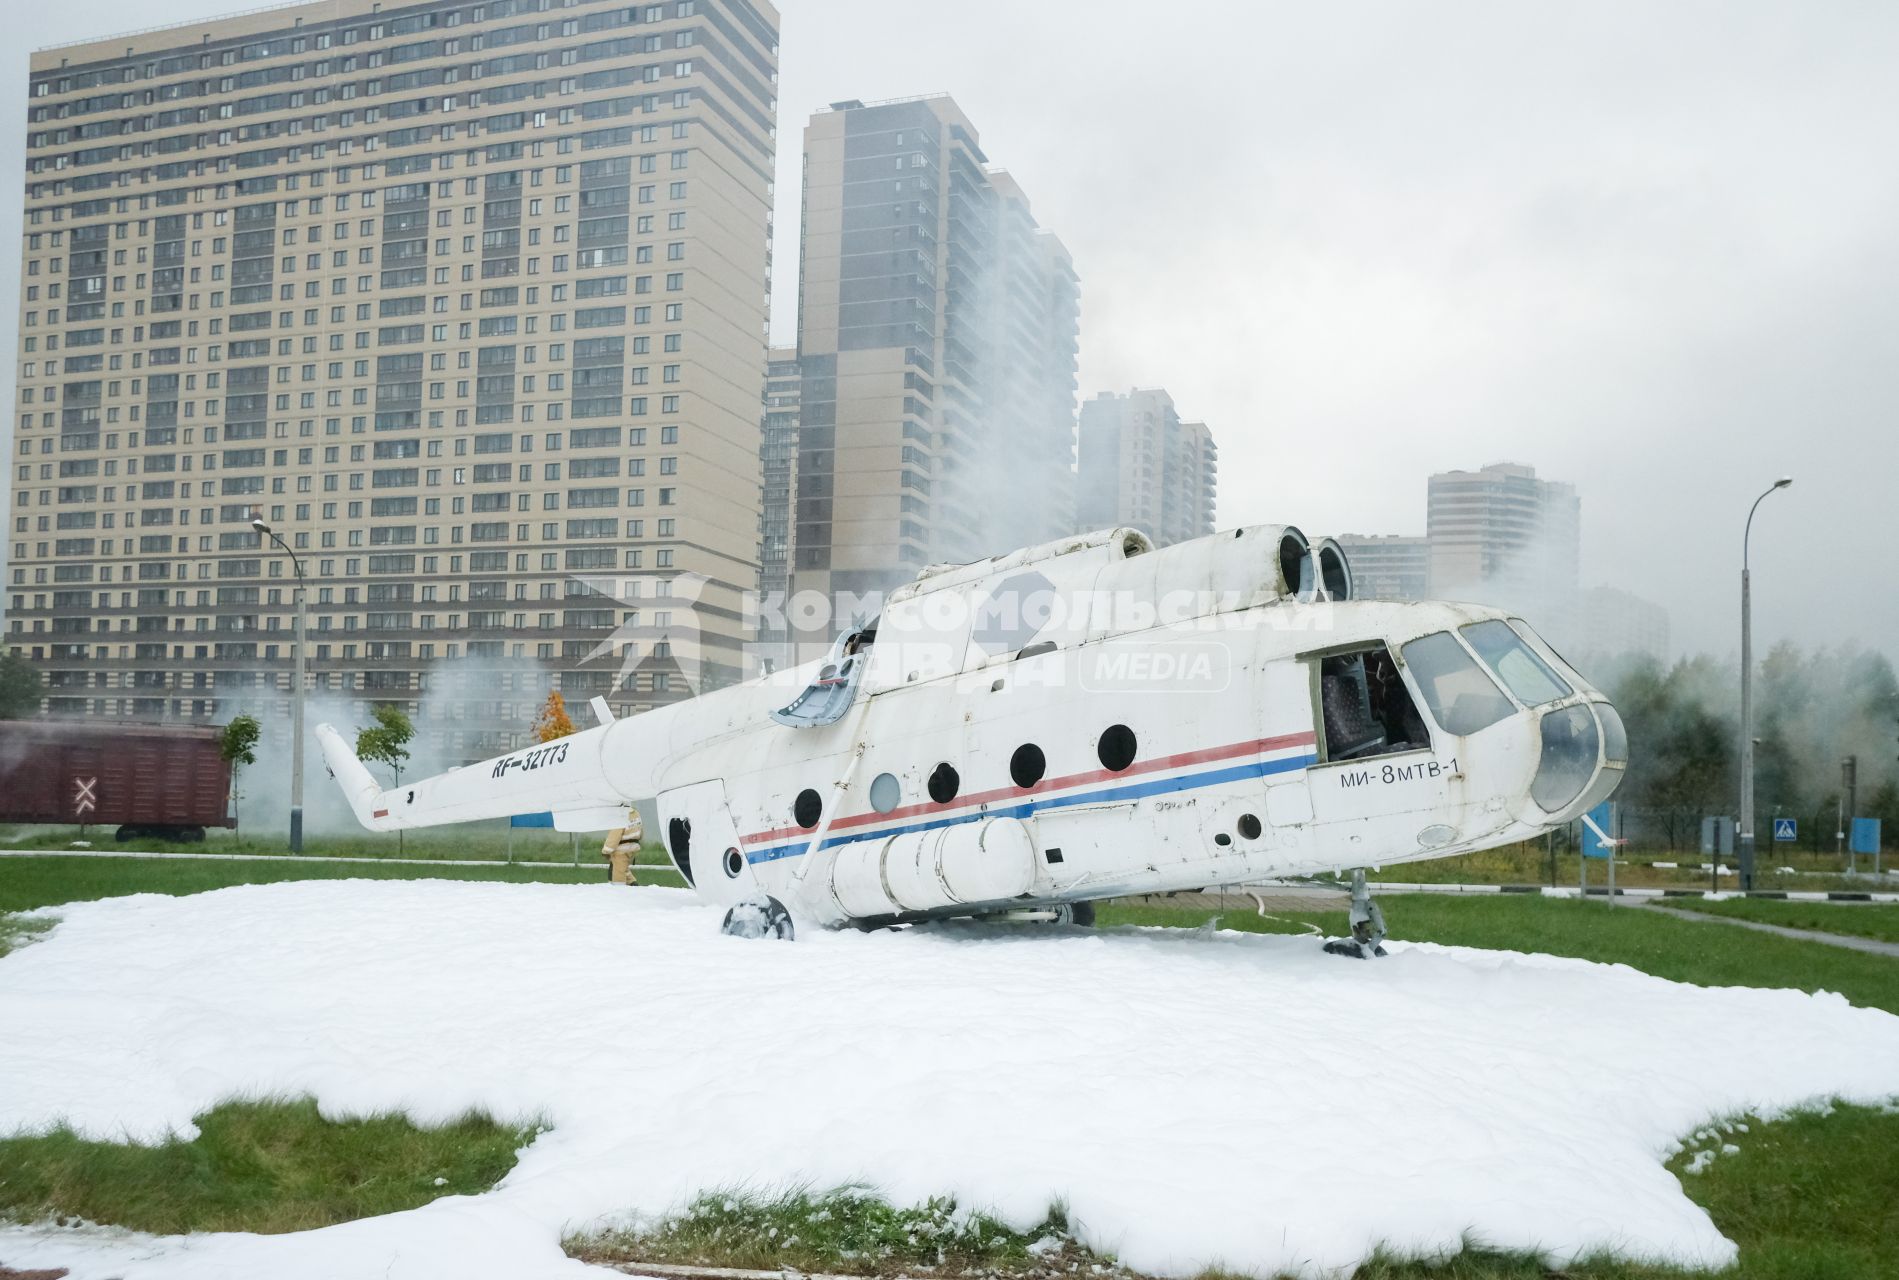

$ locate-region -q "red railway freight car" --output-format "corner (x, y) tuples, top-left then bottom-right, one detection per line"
(0, 720), (235, 842)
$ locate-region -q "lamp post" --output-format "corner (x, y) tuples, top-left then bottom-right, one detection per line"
(253, 517), (308, 854)
(1738, 476), (1792, 892)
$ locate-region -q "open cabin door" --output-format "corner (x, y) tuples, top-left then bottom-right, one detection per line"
(1302, 642), (1456, 850)
(655, 778), (757, 907)
(1258, 660), (1319, 848)
(771, 621), (876, 728)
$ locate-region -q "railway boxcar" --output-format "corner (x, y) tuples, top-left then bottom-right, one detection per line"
(0, 720), (235, 842)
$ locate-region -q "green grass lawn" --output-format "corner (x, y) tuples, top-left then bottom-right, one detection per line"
(1662, 1101), (1899, 1280)
(0, 852), (684, 921)
(570, 1187), (1092, 1276)
(0, 1098), (534, 1236)
(1652, 897), (1899, 945)
(1099, 894), (1899, 1016)
(1101, 900), (1346, 937)
(0, 913), (56, 960)
(0, 822), (678, 865)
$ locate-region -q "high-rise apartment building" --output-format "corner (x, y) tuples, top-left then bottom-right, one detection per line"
(756, 343), (797, 646)
(1342, 465), (1660, 657)
(1075, 388), (1215, 547)
(1426, 462), (1580, 631)
(792, 95), (1079, 604)
(1332, 533), (1429, 601)
(8, 0), (779, 755)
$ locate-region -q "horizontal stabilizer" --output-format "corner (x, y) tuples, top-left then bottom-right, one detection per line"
(554, 805), (633, 832)
(509, 806), (627, 833)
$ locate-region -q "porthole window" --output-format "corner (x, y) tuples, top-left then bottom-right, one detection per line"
(1097, 723), (1137, 772)
(1009, 743), (1046, 789)
(869, 771), (901, 814)
(793, 788), (821, 829)
(1237, 813), (1262, 840)
(722, 846), (743, 878)
(928, 762), (960, 804)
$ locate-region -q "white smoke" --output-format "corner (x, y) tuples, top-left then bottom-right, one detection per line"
(223, 656), (554, 839)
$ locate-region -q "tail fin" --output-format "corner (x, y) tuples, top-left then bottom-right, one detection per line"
(315, 723), (394, 831)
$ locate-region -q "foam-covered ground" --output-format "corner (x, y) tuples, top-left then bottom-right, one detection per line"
(2, 881), (1896, 1279)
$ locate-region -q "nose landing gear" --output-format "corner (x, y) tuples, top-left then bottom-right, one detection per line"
(1323, 869), (1388, 959)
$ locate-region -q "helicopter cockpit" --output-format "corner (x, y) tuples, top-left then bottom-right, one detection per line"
(1315, 614), (1626, 819)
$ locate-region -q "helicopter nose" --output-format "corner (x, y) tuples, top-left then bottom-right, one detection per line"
(1530, 700), (1626, 818)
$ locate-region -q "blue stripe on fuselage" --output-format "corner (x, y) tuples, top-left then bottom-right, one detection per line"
(744, 752), (1318, 865)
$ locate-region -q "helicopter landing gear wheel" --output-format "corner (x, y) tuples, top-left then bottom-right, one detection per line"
(1322, 869), (1387, 959)
(1055, 901), (1097, 927)
(721, 895), (795, 940)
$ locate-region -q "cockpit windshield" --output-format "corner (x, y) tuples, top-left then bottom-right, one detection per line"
(1400, 632), (1514, 735)
(1460, 619), (1571, 707)
(1507, 618), (1585, 688)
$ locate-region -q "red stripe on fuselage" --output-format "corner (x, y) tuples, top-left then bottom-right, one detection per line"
(740, 730), (1316, 847)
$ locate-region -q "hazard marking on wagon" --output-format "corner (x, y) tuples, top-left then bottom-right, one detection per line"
(73, 777), (98, 816)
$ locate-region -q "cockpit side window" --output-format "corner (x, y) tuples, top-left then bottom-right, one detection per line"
(1461, 619), (1571, 706)
(1316, 645), (1431, 763)
(1400, 631), (1515, 736)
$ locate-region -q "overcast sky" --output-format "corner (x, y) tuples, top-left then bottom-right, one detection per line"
(5, 0), (1895, 660)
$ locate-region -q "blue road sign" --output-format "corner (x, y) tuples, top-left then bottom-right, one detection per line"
(1582, 801), (1617, 859)
(1772, 817), (1797, 842)
(1851, 817), (1882, 855)
(510, 811), (555, 829)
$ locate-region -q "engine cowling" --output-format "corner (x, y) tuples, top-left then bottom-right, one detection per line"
(828, 816), (1038, 918)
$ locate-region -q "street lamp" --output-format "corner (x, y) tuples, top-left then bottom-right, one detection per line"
(1738, 476), (1792, 891)
(253, 516), (308, 854)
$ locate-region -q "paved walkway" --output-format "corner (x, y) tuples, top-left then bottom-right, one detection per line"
(1636, 901), (1899, 958)
(1336, 879), (1899, 904)
(0, 847), (600, 871)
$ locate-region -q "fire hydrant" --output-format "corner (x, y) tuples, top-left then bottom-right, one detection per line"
(601, 813), (643, 885)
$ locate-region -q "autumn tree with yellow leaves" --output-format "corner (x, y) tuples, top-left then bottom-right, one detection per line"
(533, 690), (577, 743)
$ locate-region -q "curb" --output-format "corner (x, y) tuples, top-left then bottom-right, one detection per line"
(1344, 881), (1899, 904)
(0, 847), (682, 874)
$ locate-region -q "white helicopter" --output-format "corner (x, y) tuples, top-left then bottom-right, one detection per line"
(318, 524), (1625, 957)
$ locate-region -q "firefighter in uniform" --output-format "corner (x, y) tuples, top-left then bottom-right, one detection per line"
(601, 809), (644, 885)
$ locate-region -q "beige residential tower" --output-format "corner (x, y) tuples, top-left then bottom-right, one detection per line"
(8, 0), (780, 758)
